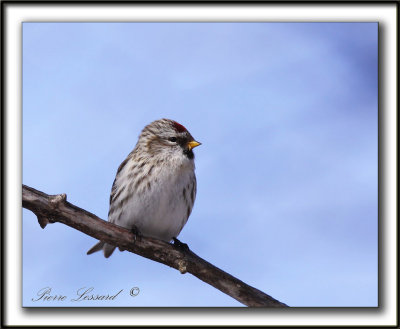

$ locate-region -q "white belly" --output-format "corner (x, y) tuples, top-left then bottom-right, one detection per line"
(110, 160), (195, 242)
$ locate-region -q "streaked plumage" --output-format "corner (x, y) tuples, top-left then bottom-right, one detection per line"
(87, 119), (200, 257)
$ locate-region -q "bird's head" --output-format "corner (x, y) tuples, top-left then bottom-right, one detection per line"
(138, 119), (201, 161)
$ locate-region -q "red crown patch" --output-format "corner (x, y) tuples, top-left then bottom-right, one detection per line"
(172, 121), (187, 133)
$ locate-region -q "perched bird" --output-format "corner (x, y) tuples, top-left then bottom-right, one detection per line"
(87, 119), (201, 258)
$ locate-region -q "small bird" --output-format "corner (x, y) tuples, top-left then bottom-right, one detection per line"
(87, 119), (201, 258)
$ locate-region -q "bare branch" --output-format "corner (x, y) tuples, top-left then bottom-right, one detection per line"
(22, 184), (288, 307)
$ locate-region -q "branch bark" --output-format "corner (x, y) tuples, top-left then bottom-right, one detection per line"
(22, 184), (288, 307)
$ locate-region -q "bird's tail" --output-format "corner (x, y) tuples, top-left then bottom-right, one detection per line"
(87, 241), (116, 258)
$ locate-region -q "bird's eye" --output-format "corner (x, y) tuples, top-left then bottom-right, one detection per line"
(168, 137), (177, 143)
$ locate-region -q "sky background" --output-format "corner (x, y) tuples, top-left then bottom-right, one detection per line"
(22, 22), (377, 307)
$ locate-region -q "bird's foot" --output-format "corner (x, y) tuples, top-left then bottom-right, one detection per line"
(130, 225), (142, 244)
(119, 226), (141, 251)
(172, 237), (189, 251)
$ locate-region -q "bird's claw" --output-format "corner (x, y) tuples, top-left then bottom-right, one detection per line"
(172, 237), (189, 251)
(131, 225), (142, 244)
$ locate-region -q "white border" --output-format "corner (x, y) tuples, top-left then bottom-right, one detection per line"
(5, 3), (397, 327)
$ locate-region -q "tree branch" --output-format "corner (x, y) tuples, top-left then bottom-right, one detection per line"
(22, 184), (288, 307)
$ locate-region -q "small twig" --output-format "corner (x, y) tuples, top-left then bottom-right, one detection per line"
(22, 184), (288, 307)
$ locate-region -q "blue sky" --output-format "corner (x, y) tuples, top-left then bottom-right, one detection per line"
(22, 22), (377, 307)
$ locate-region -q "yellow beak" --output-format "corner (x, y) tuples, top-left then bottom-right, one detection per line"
(187, 141), (201, 151)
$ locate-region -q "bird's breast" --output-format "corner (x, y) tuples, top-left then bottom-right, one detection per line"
(111, 159), (196, 242)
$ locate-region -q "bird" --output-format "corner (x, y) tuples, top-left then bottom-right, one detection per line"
(87, 118), (201, 258)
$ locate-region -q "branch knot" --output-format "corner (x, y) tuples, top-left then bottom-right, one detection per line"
(177, 259), (188, 274)
(50, 193), (67, 207)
